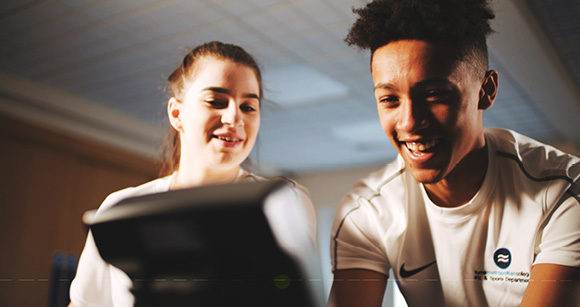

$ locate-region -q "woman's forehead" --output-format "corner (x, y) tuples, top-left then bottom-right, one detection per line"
(182, 58), (260, 98)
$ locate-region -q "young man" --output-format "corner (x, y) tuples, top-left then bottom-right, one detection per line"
(329, 0), (580, 306)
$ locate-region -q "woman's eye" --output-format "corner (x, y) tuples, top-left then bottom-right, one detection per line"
(205, 100), (227, 108)
(241, 105), (256, 112)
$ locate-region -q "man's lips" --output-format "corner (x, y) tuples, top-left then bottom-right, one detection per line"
(405, 139), (439, 152)
(401, 139), (441, 156)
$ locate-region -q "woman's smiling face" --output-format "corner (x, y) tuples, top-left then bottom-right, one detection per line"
(170, 56), (261, 171)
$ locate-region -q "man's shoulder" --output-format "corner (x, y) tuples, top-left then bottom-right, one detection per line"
(486, 128), (580, 182)
(348, 157), (412, 201)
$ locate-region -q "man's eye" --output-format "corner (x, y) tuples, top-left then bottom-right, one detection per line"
(378, 96), (399, 106)
(424, 90), (449, 102)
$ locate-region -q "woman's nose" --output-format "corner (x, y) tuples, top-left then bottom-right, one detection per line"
(221, 102), (243, 126)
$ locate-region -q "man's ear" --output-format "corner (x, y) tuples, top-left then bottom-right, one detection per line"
(167, 97), (183, 132)
(478, 70), (498, 110)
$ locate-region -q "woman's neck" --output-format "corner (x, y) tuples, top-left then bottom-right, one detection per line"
(170, 165), (240, 190)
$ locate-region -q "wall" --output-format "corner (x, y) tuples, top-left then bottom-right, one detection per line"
(0, 113), (158, 307)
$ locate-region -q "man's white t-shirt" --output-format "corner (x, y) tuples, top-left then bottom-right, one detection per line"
(331, 128), (580, 306)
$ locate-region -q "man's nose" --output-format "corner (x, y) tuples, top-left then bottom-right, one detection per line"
(397, 98), (429, 133)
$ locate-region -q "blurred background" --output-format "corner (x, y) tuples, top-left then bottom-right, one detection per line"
(0, 0), (578, 306)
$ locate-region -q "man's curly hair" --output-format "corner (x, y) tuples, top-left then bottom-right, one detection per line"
(346, 0), (495, 70)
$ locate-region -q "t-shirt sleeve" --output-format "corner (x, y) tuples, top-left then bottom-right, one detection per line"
(69, 191), (136, 306)
(293, 182), (318, 244)
(70, 231), (113, 306)
(330, 192), (390, 276)
(534, 184), (580, 267)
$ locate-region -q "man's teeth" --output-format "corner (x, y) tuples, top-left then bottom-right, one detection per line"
(406, 140), (438, 152)
(217, 136), (241, 142)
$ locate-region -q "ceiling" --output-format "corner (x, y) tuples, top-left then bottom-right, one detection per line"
(0, 0), (578, 174)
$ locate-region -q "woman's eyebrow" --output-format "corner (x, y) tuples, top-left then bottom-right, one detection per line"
(202, 86), (230, 94)
(203, 87), (259, 100)
(244, 93), (260, 100)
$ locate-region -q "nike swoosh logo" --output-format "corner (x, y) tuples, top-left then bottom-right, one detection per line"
(400, 261), (436, 278)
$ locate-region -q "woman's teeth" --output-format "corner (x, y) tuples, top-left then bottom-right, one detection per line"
(217, 136), (241, 142)
(406, 140), (438, 152)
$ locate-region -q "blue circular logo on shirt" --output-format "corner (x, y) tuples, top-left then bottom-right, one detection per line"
(494, 248), (511, 269)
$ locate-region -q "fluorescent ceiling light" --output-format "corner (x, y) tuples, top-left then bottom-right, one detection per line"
(332, 121), (388, 147)
(264, 64), (349, 107)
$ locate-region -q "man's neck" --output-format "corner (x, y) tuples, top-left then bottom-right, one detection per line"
(424, 144), (488, 208)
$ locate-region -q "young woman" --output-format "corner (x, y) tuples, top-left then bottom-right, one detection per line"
(68, 41), (316, 306)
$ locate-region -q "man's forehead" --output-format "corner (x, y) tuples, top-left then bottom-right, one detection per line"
(373, 40), (457, 60)
(371, 40), (460, 76)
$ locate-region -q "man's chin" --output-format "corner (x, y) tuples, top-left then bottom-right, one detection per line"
(408, 167), (445, 185)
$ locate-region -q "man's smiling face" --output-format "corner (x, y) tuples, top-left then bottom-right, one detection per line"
(372, 39), (488, 184)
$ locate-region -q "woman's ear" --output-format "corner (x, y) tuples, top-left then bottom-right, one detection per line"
(478, 70), (499, 110)
(167, 97), (183, 132)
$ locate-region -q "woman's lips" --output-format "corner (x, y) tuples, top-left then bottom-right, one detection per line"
(215, 135), (242, 142)
(212, 134), (244, 147)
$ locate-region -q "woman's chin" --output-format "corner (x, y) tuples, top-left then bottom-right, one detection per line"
(210, 155), (247, 170)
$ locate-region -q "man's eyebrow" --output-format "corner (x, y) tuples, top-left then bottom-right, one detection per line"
(374, 78), (450, 91)
(374, 83), (395, 91)
(202, 87), (260, 100)
(414, 78), (450, 87)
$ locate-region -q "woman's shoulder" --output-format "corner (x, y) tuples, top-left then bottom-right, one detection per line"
(240, 170), (308, 192)
(97, 175), (174, 213)
(238, 170), (268, 182)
